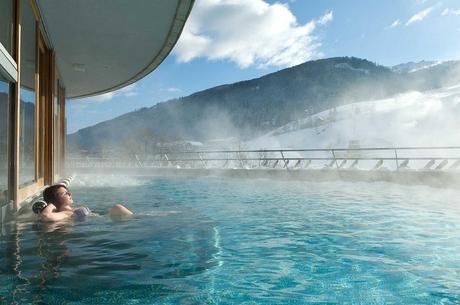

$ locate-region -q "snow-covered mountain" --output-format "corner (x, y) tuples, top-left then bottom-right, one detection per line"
(68, 57), (460, 155)
(391, 60), (444, 74)
(247, 85), (460, 150)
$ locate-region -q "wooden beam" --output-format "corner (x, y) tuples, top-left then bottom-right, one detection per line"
(9, 0), (21, 211)
(17, 177), (43, 203)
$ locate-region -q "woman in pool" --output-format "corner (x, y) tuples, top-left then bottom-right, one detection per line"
(38, 184), (133, 222)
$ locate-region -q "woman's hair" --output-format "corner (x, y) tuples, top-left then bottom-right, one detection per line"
(43, 184), (68, 205)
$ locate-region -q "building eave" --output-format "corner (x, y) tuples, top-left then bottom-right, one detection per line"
(37, 0), (194, 99)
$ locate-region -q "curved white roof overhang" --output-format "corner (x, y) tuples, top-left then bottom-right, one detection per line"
(37, 0), (194, 99)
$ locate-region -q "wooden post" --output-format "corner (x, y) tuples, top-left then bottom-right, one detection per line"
(9, 0), (21, 211)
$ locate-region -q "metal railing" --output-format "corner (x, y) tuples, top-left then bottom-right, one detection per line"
(66, 146), (460, 171)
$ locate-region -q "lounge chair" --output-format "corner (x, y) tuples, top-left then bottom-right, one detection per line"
(373, 159), (384, 170)
(349, 159), (358, 169)
(399, 159), (409, 169)
(435, 160), (448, 170)
(324, 160), (335, 168)
(293, 159), (302, 168)
(422, 159), (435, 170)
(338, 160), (347, 168)
(449, 160), (460, 170)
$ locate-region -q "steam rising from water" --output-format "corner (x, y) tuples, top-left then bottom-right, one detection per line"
(248, 85), (460, 149)
(72, 174), (147, 188)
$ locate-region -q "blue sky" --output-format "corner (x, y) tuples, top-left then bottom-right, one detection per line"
(67, 0), (460, 133)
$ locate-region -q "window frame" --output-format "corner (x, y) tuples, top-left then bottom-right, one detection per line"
(3, 0), (66, 208)
(0, 0), (18, 210)
(0, 0), (17, 83)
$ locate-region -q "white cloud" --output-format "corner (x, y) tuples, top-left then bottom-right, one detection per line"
(406, 6), (434, 25)
(441, 8), (460, 16)
(165, 87), (182, 93)
(84, 92), (115, 102)
(173, 0), (333, 69)
(317, 11), (333, 25)
(81, 83), (137, 102)
(118, 84), (138, 97)
(119, 83), (136, 93)
(389, 19), (402, 28)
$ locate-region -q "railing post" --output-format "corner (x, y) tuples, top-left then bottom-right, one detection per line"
(135, 154), (143, 168)
(280, 150), (289, 170)
(198, 152), (207, 169)
(331, 150), (339, 169)
(164, 153), (170, 168)
(237, 151), (244, 168)
(394, 149), (399, 172)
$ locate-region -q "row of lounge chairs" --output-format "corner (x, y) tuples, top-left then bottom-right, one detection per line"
(154, 156), (460, 171)
(257, 158), (460, 171)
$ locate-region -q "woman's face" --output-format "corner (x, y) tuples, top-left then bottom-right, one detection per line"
(54, 186), (73, 208)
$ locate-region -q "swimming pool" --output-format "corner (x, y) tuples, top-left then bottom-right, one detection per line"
(1, 175), (460, 304)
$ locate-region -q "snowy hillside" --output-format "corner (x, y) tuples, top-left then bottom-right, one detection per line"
(391, 60), (444, 73)
(247, 85), (460, 150)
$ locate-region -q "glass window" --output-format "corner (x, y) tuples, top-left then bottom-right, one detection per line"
(0, 0), (14, 55)
(54, 78), (59, 179)
(0, 75), (9, 203)
(19, 0), (36, 187)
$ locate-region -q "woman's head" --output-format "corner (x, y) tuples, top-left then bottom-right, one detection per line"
(42, 184), (73, 210)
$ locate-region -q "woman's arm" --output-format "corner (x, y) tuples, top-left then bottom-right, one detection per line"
(40, 204), (73, 222)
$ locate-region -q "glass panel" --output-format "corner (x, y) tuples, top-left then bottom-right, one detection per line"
(54, 78), (59, 179)
(37, 47), (45, 179)
(0, 0), (14, 55)
(0, 75), (9, 204)
(61, 88), (66, 168)
(19, 0), (36, 187)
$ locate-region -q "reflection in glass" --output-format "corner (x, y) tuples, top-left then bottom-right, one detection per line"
(0, 76), (9, 203)
(0, 0), (14, 55)
(19, 0), (36, 186)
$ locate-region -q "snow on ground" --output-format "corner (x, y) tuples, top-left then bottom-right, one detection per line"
(247, 85), (460, 150)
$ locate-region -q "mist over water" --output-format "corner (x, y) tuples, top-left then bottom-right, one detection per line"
(72, 174), (147, 188)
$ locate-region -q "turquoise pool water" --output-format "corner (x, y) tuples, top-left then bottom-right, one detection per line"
(1, 175), (460, 304)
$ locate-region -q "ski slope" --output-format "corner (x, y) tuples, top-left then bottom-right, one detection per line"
(248, 85), (460, 150)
